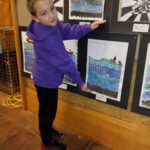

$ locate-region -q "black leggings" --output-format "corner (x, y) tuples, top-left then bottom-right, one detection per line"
(35, 85), (58, 145)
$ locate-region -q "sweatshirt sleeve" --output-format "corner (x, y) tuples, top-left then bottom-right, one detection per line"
(58, 22), (91, 40)
(42, 41), (84, 87)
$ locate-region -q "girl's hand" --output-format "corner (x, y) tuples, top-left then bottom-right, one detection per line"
(81, 84), (91, 93)
(91, 19), (107, 30)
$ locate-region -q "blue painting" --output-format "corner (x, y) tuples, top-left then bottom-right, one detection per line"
(118, 0), (150, 22)
(86, 39), (129, 102)
(69, 0), (105, 20)
(63, 40), (78, 86)
(21, 31), (35, 74)
(140, 43), (150, 109)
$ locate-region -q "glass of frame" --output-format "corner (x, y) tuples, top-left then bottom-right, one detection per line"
(78, 32), (137, 108)
(110, 0), (150, 33)
(19, 26), (35, 78)
(132, 34), (150, 117)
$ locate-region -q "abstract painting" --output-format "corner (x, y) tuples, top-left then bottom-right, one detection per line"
(118, 0), (150, 22)
(86, 39), (128, 102)
(69, 0), (105, 20)
(132, 35), (150, 116)
(110, 0), (150, 33)
(20, 28), (35, 76)
(53, 0), (64, 21)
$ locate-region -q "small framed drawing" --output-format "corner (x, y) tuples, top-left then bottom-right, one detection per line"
(110, 0), (150, 33)
(78, 32), (137, 108)
(19, 26), (35, 78)
(68, 0), (105, 21)
(64, 0), (112, 31)
(131, 34), (150, 116)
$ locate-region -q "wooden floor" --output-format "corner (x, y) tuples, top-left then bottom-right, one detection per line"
(0, 90), (110, 150)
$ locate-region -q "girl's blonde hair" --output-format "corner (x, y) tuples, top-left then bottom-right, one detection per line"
(26, 0), (38, 16)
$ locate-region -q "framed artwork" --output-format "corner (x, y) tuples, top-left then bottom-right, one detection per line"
(110, 0), (150, 33)
(63, 0), (112, 32)
(132, 34), (150, 116)
(78, 32), (137, 108)
(60, 40), (78, 88)
(19, 26), (35, 78)
(53, 0), (64, 21)
(68, 0), (105, 21)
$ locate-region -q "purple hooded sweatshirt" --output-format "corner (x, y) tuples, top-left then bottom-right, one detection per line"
(26, 20), (91, 88)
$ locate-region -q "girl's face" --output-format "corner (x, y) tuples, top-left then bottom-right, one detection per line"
(33, 0), (58, 26)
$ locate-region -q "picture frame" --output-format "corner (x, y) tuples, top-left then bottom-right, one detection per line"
(19, 26), (35, 78)
(63, 0), (112, 32)
(110, 0), (150, 33)
(59, 39), (79, 90)
(19, 27), (82, 94)
(68, 0), (105, 21)
(78, 31), (137, 108)
(131, 34), (150, 117)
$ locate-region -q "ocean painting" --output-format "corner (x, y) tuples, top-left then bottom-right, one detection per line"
(69, 0), (105, 20)
(140, 43), (150, 109)
(21, 31), (35, 74)
(63, 40), (78, 86)
(86, 39), (129, 102)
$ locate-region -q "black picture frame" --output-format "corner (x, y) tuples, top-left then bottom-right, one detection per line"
(110, 0), (150, 33)
(131, 34), (150, 117)
(19, 26), (35, 78)
(63, 0), (113, 32)
(78, 31), (137, 108)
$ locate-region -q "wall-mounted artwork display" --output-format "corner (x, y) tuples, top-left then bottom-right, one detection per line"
(132, 34), (150, 116)
(19, 26), (35, 78)
(68, 0), (105, 21)
(78, 32), (137, 108)
(110, 0), (150, 33)
(53, 0), (64, 21)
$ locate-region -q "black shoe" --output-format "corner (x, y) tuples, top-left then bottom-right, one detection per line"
(52, 128), (64, 141)
(41, 141), (68, 150)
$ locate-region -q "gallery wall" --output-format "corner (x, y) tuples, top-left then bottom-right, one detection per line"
(16, 0), (150, 128)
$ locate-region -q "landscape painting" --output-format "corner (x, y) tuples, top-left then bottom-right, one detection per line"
(86, 39), (129, 102)
(69, 0), (105, 20)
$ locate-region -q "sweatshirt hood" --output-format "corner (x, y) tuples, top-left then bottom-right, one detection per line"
(26, 20), (57, 41)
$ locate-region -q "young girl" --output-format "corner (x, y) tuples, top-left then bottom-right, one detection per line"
(26, 0), (106, 149)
